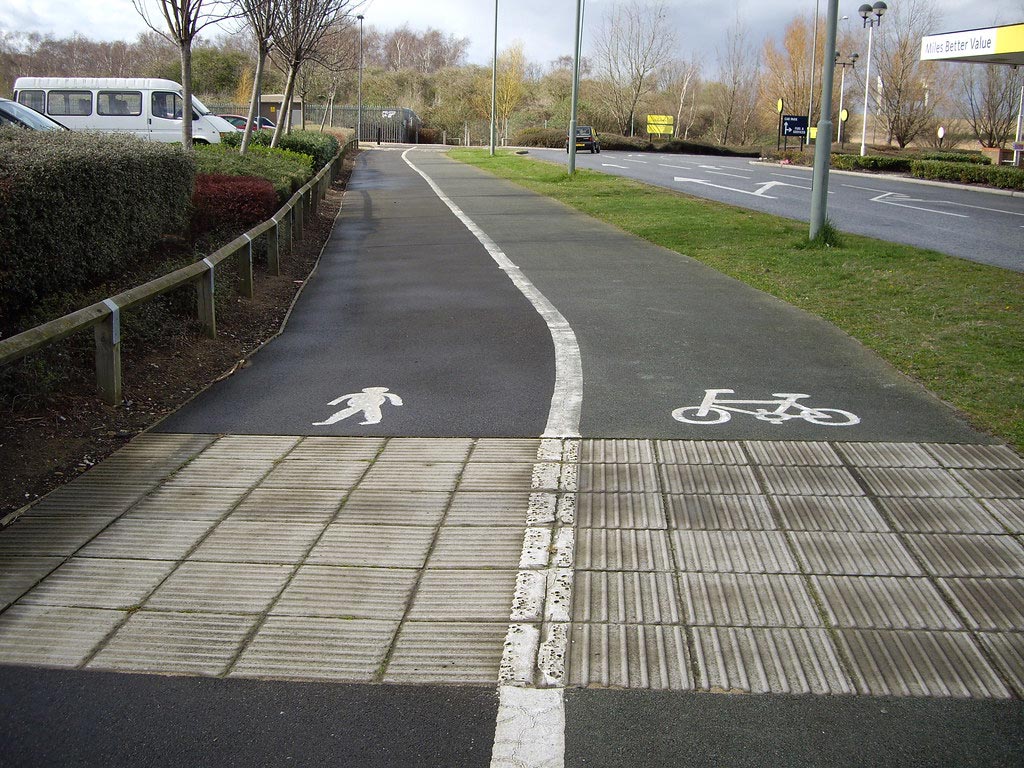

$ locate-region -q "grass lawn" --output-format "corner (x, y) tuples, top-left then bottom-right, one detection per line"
(450, 148), (1024, 454)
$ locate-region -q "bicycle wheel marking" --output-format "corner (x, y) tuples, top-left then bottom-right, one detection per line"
(672, 388), (860, 427)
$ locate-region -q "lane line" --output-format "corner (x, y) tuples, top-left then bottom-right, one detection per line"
(706, 169), (753, 179)
(402, 148), (583, 439)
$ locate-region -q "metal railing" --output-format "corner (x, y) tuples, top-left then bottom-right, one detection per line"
(0, 139), (356, 406)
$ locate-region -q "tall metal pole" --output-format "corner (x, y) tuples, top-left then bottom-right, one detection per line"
(808, 0), (820, 130)
(1014, 80), (1023, 167)
(356, 14), (363, 146)
(837, 64), (847, 143)
(859, 23), (874, 156)
(490, 0), (498, 156)
(809, 0), (839, 240)
(568, 0), (583, 175)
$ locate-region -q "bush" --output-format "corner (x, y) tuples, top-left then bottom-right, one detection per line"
(918, 151), (990, 165)
(909, 160), (1024, 190)
(0, 129), (193, 333)
(658, 139), (760, 158)
(831, 154), (912, 172)
(513, 127), (566, 148)
(190, 174), (279, 241)
(221, 128), (340, 170)
(598, 134), (654, 151)
(193, 143), (312, 200)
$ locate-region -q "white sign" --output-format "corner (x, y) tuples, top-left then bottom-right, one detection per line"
(921, 29), (997, 60)
(313, 387), (403, 426)
(672, 389), (860, 426)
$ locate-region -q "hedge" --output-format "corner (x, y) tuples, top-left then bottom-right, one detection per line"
(193, 143), (312, 200)
(0, 129), (194, 332)
(918, 151), (990, 165)
(658, 139), (760, 158)
(511, 127), (758, 156)
(831, 154), (913, 172)
(221, 129), (340, 170)
(190, 174), (279, 240)
(909, 160), (1024, 190)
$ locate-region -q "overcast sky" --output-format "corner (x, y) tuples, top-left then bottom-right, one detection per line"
(2, 0), (1021, 68)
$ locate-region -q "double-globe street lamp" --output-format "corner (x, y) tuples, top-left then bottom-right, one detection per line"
(858, 1), (887, 157)
(835, 51), (859, 144)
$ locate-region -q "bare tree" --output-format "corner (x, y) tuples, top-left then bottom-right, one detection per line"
(958, 63), (1024, 148)
(133, 0), (237, 145)
(496, 43), (529, 143)
(870, 0), (941, 147)
(271, 0), (359, 146)
(712, 15), (759, 146)
(665, 57), (702, 140)
(592, 0), (676, 136)
(760, 15), (820, 131)
(235, 0), (284, 153)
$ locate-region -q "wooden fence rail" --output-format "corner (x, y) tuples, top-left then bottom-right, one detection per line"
(0, 140), (355, 406)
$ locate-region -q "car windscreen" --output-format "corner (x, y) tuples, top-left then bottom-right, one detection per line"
(0, 100), (66, 130)
(191, 96), (212, 116)
(576, 127), (592, 136)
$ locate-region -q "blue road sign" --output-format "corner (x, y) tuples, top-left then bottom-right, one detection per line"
(782, 115), (809, 137)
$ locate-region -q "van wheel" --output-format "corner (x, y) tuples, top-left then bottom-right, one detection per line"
(194, 139), (210, 145)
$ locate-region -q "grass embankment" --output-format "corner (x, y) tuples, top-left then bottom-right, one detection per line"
(450, 148), (1024, 453)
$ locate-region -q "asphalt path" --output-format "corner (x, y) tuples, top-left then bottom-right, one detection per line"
(160, 146), (989, 444)
(534, 148), (1024, 272)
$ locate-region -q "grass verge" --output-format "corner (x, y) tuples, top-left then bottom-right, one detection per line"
(450, 148), (1024, 453)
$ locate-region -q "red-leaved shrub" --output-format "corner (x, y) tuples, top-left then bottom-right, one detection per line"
(190, 173), (278, 241)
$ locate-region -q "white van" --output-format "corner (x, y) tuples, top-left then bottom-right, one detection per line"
(11, 77), (236, 144)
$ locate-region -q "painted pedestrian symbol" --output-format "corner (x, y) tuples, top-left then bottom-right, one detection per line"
(313, 387), (403, 426)
(672, 389), (859, 426)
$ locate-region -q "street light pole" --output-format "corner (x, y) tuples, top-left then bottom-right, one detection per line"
(356, 14), (364, 146)
(568, 0), (584, 175)
(490, 0), (498, 156)
(808, 0), (820, 130)
(809, 0), (839, 240)
(835, 52), (858, 143)
(858, 2), (887, 157)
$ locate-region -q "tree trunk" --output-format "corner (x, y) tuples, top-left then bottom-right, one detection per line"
(241, 48), (268, 155)
(180, 40), (193, 146)
(271, 61), (298, 148)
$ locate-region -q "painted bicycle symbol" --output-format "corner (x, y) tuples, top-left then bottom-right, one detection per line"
(672, 389), (860, 426)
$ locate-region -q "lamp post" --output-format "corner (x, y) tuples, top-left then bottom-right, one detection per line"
(835, 51), (858, 143)
(490, 0), (498, 156)
(808, 0), (840, 241)
(356, 14), (364, 146)
(807, 0), (820, 132)
(858, 2), (886, 157)
(568, 0), (584, 175)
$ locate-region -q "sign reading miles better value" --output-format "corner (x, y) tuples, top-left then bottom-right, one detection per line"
(920, 23), (1024, 65)
(647, 115), (674, 138)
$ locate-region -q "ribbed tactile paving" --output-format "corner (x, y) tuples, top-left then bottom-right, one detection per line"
(575, 493), (667, 529)
(189, 520), (324, 564)
(758, 466), (863, 497)
(259, 460), (368, 490)
(0, 557), (62, 609)
(567, 623), (692, 689)
(228, 488), (343, 523)
(978, 633), (1024, 696)
(692, 627), (853, 695)
(273, 565), (417, 619)
(580, 439), (656, 464)
(574, 529), (673, 571)
(337, 490), (450, 526)
(426, 527), (525, 568)
(408, 569), (518, 621)
(357, 461), (464, 491)
(671, 531), (797, 573)
(926, 444), (1024, 470)
(572, 571), (682, 624)
(836, 442), (939, 468)
(19, 557), (176, 610)
(772, 495), (888, 532)
(811, 576), (963, 630)
(664, 494), (775, 530)
(79, 518), (216, 560)
(578, 464), (660, 493)
(659, 465), (761, 495)
(837, 629), (1011, 698)
(88, 611), (255, 675)
(877, 497), (1004, 534)
(983, 499), (1024, 533)
(0, 516), (113, 557)
(655, 440), (746, 465)
(444, 491), (532, 526)
(679, 573), (820, 627)
(902, 534), (1024, 578)
(745, 441), (842, 467)
(125, 485), (249, 521)
(232, 616), (398, 682)
(0, 605), (125, 667)
(144, 561), (293, 614)
(951, 470), (1024, 499)
(789, 532), (922, 576)
(307, 524), (434, 567)
(858, 467), (969, 498)
(937, 578), (1024, 631)
(383, 621), (505, 683)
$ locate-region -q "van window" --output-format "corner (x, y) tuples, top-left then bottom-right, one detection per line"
(152, 91), (183, 120)
(98, 91), (143, 116)
(47, 90), (93, 116)
(16, 90), (45, 114)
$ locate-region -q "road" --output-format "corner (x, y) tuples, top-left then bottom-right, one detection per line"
(533, 148), (1024, 272)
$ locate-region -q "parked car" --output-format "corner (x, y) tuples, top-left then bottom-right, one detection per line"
(11, 77), (236, 144)
(218, 114), (275, 131)
(0, 97), (67, 130)
(566, 125), (600, 153)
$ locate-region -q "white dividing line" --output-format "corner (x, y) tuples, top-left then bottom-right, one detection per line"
(402, 148), (583, 439)
(602, 163), (628, 169)
(659, 163), (692, 169)
(705, 169), (752, 179)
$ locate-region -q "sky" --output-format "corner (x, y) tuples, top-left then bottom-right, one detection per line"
(2, 0), (1022, 68)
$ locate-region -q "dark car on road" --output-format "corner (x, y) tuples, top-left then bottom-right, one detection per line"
(566, 125), (600, 153)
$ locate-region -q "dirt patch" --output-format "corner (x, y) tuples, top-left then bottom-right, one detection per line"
(0, 153), (356, 521)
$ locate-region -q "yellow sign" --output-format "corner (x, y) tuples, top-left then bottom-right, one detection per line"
(647, 114), (674, 136)
(809, 126), (817, 141)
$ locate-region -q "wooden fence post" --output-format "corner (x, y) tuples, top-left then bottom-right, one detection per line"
(294, 195), (304, 242)
(267, 221), (281, 276)
(197, 258), (217, 339)
(238, 235), (254, 298)
(95, 299), (122, 406)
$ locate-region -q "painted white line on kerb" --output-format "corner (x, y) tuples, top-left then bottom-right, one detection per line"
(401, 148), (583, 438)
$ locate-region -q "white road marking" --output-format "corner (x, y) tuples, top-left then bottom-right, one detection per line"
(402, 148), (583, 439)
(672, 389), (860, 426)
(601, 163), (628, 169)
(491, 687), (565, 768)
(754, 180), (814, 195)
(312, 387), (402, 426)
(843, 184), (1024, 218)
(869, 191), (969, 218)
(671, 176), (774, 196)
(771, 171), (811, 179)
(706, 169), (753, 179)
(659, 162), (692, 169)
(622, 158), (649, 164)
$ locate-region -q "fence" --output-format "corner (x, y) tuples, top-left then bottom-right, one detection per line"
(0, 140), (356, 407)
